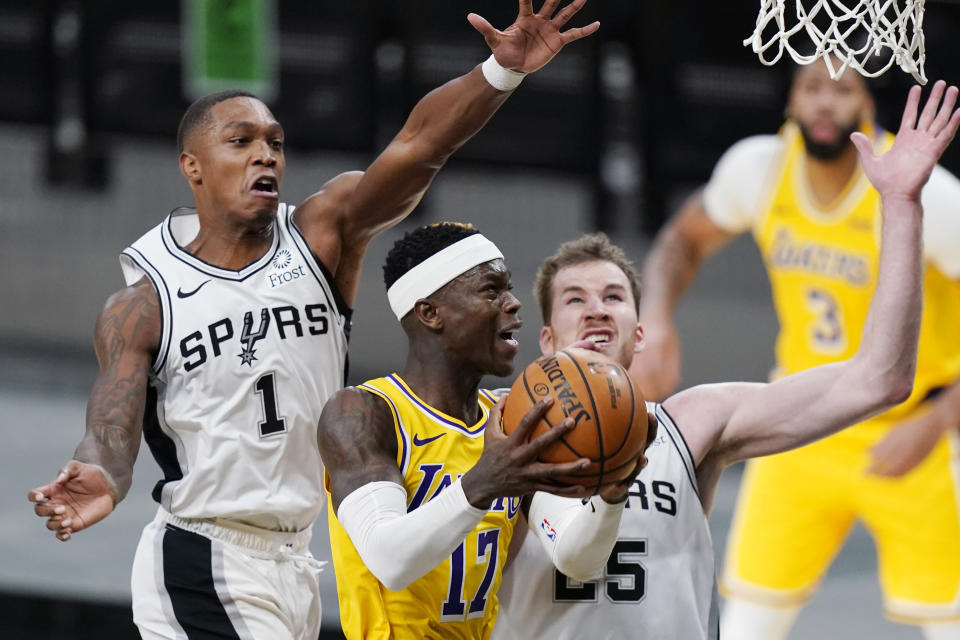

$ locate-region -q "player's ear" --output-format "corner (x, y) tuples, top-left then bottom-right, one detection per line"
(539, 326), (556, 355)
(180, 151), (201, 185)
(633, 322), (645, 353)
(413, 298), (442, 331)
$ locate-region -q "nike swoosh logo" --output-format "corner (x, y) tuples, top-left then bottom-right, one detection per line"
(412, 433), (446, 446)
(177, 280), (212, 299)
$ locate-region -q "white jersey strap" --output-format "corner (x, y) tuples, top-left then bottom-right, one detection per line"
(654, 403), (700, 499)
(119, 244), (173, 375)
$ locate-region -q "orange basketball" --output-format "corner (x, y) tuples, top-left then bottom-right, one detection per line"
(501, 347), (648, 492)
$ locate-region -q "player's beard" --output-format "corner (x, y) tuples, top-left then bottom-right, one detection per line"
(798, 119), (861, 160)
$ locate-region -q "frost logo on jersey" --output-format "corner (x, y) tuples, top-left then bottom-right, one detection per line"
(272, 249), (292, 269)
(541, 518), (557, 541)
(238, 309), (270, 366)
(268, 249), (307, 289)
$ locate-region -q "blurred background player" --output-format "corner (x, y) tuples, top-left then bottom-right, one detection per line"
(495, 81), (960, 640)
(27, 2), (600, 637)
(637, 60), (960, 639)
(318, 222), (645, 639)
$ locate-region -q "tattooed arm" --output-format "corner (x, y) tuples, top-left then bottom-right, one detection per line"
(318, 387), (403, 513)
(29, 278), (160, 541)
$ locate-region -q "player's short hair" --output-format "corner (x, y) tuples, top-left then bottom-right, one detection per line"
(383, 222), (481, 290)
(534, 232), (641, 324)
(177, 90), (260, 153)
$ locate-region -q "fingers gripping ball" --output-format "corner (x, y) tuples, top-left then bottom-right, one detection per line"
(502, 348), (648, 491)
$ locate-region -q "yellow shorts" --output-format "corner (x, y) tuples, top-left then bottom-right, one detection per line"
(721, 428), (960, 623)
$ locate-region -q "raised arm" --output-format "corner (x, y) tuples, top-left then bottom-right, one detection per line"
(670, 82), (960, 480)
(634, 190), (736, 399)
(294, 0), (600, 306)
(28, 279), (160, 541)
(319, 391), (594, 590)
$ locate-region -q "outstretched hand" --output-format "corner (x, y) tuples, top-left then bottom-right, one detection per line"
(852, 80), (960, 201)
(29, 460), (116, 541)
(467, 0), (599, 74)
(461, 396), (593, 509)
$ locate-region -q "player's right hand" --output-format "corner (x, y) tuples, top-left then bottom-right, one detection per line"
(462, 396), (592, 509)
(29, 460), (115, 541)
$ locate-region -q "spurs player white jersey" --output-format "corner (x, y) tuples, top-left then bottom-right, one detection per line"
(119, 204), (349, 532)
(494, 403), (719, 640)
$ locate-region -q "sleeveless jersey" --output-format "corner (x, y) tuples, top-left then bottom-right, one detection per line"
(755, 122), (960, 426)
(493, 403), (718, 640)
(326, 375), (520, 640)
(119, 205), (350, 531)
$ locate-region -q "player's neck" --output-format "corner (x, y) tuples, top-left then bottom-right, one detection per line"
(182, 223), (275, 270)
(400, 356), (484, 425)
(803, 144), (860, 207)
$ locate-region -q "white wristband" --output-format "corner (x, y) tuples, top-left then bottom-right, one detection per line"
(481, 54), (527, 92)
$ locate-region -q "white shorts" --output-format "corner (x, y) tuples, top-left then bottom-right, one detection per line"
(131, 508), (325, 640)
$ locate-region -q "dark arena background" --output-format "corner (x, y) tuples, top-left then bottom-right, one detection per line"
(2, 1), (959, 638)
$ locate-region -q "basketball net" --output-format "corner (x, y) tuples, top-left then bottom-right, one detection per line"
(744, 0), (927, 83)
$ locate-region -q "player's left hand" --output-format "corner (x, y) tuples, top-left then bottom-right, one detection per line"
(867, 410), (944, 477)
(467, 0), (600, 74)
(29, 460), (116, 541)
(852, 80), (960, 202)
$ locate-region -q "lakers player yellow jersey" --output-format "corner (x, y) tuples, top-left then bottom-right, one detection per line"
(326, 374), (521, 640)
(754, 121), (960, 427)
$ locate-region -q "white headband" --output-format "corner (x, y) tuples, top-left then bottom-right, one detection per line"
(387, 233), (504, 320)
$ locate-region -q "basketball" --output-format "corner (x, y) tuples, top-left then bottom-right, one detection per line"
(501, 347), (648, 491)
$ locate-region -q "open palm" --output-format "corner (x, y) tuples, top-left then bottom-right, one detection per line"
(467, 0), (599, 74)
(853, 81), (960, 200)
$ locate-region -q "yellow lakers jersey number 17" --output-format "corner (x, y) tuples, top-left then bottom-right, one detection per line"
(326, 374), (520, 640)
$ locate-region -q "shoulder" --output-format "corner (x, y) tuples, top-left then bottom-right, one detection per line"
(714, 134), (785, 175)
(292, 171), (365, 233)
(290, 171), (365, 273)
(319, 385), (394, 436)
(703, 134), (785, 232)
(660, 381), (760, 466)
(921, 164), (960, 210)
(921, 165), (960, 278)
(95, 277), (162, 357)
(317, 385), (401, 490)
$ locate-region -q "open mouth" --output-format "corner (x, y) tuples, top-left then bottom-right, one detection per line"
(499, 331), (519, 347)
(582, 331), (613, 346)
(250, 176), (278, 196)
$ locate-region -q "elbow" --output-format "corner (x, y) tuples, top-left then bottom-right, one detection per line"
(552, 545), (606, 583)
(870, 370), (914, 411)
(850, 353), (915, 412)
(557, 562), (605, 584)
(366, 560), (415, 592)
(881, 376), (914, 407)
(379, 573), (414, 593)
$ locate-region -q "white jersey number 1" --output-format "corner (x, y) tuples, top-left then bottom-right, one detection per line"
(255, 372), (287, 437)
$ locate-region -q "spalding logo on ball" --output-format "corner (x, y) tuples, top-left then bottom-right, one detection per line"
(501, 347), (648, 492)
